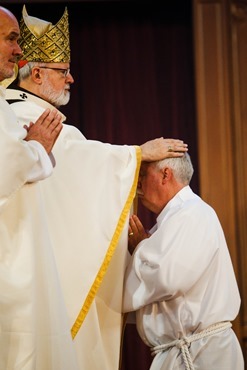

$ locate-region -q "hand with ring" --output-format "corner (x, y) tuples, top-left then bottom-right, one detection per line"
(128, 215), (150, 254)
(140, 138), (188, 162)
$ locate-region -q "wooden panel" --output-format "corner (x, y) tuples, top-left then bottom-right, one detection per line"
(193, 0), (242, 339)
(231, 0), (247, 342)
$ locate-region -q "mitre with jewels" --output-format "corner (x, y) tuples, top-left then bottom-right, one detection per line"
(19, 4), (71, 64)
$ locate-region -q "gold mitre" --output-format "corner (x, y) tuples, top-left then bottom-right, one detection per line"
(19, 5), (70, 64)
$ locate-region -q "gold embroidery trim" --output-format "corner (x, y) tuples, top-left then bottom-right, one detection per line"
(71, 146), (142, 339)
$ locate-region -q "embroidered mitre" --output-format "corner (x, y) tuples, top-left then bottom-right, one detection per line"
(19, 5), (70, 63)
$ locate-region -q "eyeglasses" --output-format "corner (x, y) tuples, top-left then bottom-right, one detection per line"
(39, 66), (70, 77)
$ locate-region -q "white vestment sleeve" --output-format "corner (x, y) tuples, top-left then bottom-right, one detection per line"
(0, 88), (53, 211)
(7, 92), (141, 370)
(25, 140), (53, 182)
(0, 89), (79, 370)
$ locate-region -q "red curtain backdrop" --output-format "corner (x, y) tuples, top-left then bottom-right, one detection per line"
(7, 1), (198, 369)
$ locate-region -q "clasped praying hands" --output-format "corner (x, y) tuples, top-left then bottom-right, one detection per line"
(128, 214), (150, 254)
(24, 108), (63, 154)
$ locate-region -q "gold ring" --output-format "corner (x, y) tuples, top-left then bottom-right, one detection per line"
(168, 146), (173, 152)
(129, 232), (134, 236)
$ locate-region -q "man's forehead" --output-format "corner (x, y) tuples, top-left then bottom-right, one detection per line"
(0, 8), (19, 31)
(42, 63), (70, 68)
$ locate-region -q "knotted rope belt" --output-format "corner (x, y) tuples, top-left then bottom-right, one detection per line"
(151, 321), (232, 370)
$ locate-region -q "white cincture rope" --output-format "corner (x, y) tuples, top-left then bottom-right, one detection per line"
(151, 321), (232, 370)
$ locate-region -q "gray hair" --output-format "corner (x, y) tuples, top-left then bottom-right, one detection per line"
(18, 62), (46, 81)
(156, 152), (194, 185)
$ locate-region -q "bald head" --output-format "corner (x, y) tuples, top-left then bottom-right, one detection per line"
(0, 6), (18, 23)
